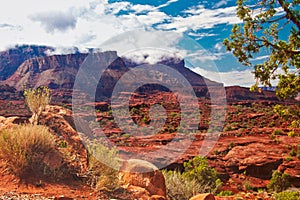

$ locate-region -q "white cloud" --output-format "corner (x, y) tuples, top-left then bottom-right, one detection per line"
(0, 23), (22, 31)
(188, 32), (218, 39)
(0, 0), (241, 51)
(0, 0), (132, 51)
(214, 42), (223, 51)
(76, 33), (97, 44)
(100, 30), (184, 63)
(158, 6), (241, 31)
(0, 0), (175, 51)
(250, 55), (269, 61)
(105, 2), (131, 14)
(118, 11), (169, 30)
(182, 5), (206, 15)
(130, 4), (155, 13)
(30, 10), (77, 33)
(192, 66), (281, 87)
(213, 0), (228, 9)
(156, 0), (179, 9)
(192, 68), (256, 87)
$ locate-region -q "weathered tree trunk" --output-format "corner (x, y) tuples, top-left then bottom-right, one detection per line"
(29, 112), (39, 125)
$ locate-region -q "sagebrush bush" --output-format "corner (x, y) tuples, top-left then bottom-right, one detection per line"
(86, 139), (120, 191)
(217, 190), (233, 196)
(0, 124), (55, 175)
(163, 156), (222, 200)
(290, 120), (300, 128)
(162, 170), (211, 200)
(274, 191), (300, 200)
(273, 129), (283, 135)
(268, 170), (291, 192)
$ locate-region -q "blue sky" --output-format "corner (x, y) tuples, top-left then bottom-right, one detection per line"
(0, 0), (288, 86)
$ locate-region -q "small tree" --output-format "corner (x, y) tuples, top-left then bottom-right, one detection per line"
(223, 0), (300, 99)
(24, 86), (51, 125)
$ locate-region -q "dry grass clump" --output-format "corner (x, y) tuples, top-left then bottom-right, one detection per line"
(86, 139), (121, 191)
(162, 156), (222, 200)
(162, 170), (211, 200)
(0, 124), (55, 176)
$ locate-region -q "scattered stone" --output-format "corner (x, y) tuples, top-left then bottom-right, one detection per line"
(189, 193), (215, 200)
(150, 195), (166, 200)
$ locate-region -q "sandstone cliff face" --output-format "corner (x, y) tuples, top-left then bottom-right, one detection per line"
(1, 48), (221, 100)
(0, 45), (52, 81)
(5, 53), (88, 90)
(0, 45), (281, 102)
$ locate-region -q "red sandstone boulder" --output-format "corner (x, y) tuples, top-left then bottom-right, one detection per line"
(223, 143), (284, 179)
(39, 105), (88, 175)
(119, 159), (167, 198)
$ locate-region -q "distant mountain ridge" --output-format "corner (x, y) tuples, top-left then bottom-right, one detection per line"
(0, 45), (53, 81)
(0, 45), (220, 96)
(0, 45), (281, 102)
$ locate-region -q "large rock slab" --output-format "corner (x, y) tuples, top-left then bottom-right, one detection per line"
(223, 143), (284, 179)
(119, 159), (166, 198)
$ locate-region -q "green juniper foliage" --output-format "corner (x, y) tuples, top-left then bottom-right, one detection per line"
(224, 0), (300, 99)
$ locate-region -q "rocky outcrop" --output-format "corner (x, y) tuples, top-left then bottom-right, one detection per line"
(117, 131), (300, 191)
(119, 159), (167, 199)
(0, 45), (285, 103)
(278, 160), (300, 187)
(0, 45), (52, 81)
(0, 115), (28, 130)
(223, 143), (284, 179)
(4, 53), (87, 90)
(38, 105), (88, 176)
(226, 86), (279, 103)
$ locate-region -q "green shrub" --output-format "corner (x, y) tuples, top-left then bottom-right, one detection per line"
(228, 142), (234, 150)
(244, 181), (254, 191)
(288, 131), (299, 137)
(86, 139), (120, 191)
(217, 190), (233, 196)
(289, 149), (296, 157)
(286, 156), (293, 161)
(297, 145), (300, 159)
(0, 124), (55, 176)
(58, 140), (68, 148)
(270, 133), (276, 140)
(290, 120), (300, 128)
(162, 170), (211, 200)
(268, 171), (291, 192)
(223, 125), (233, 132)
(273, 129), (283, 135)
(274, 191), (300, 200)
(163, 156), (222, 200)
(183, 156), (222, 193)
(213, 149), (219, 155)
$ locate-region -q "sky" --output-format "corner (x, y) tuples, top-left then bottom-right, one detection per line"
(0, 0), (287, 87)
